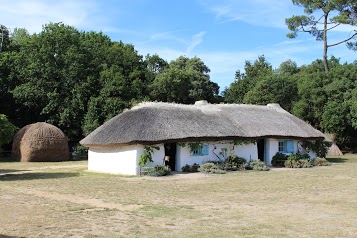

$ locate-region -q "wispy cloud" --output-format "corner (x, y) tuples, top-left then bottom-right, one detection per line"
(0, 0), (110, 33)
(199, 0), (296, 28)
(186, 31), (206, 53)
(149, 29), (190, 45)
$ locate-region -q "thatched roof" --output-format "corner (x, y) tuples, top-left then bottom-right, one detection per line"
(12, 122), (69, 162)
(80, 101), (324, 147)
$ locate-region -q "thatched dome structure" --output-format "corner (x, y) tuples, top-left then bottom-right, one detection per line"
(326, 133), (343, 156)
(12, 122), (69, 162)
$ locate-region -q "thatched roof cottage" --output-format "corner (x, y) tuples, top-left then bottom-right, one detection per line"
(80, 101), (324, 175)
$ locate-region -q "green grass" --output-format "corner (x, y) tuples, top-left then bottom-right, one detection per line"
(1, 154), (357, 237)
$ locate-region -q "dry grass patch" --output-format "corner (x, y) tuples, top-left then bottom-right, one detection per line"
(0, 155), (357, 237)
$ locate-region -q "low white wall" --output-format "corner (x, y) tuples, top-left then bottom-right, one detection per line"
(88, 145), (142, 175)
(265, 139), (317, 165)
(176, 141), (258, 171)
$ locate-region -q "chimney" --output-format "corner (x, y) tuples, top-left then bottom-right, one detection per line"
(194, 100), (209, 106)
(267, 103), (288, 113)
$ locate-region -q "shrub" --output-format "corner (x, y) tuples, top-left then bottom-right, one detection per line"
(271, 153), (288, 167)
(191, 163), (200, 172)
(199, 163), (226, 174)
(249, 160), (270, 171)
(284, 158), (313, 168)
(74, 145), (88, 156)
(226, 155), (246, 165)
(181, 164), (190, 172)
(312, 157), (331, 166)
(302, 141), (331, 158)
(300, 159), (313, 168)
(146, 165), (171, 176)
(181, 163), (200, 173)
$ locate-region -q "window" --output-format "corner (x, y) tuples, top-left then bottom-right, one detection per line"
(191, 144), (209, 156)
(278, 140), (294, 153)
(278, 141), (285, 152)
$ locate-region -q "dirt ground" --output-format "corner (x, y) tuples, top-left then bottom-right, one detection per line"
(0, 155), (357, 238)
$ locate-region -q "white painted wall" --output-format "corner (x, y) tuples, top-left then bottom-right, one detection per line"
(88, 144), (165, 175)
(145, 144), (165, 167)
(265, 139), (317, 165)
(176, 141), (258, 171)
(88, 145), (142, 175)
(88, 139), (318, 175)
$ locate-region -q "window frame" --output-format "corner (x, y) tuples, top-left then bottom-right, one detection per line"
(278, 140), (294, 153)
(191, 144), (209, 156)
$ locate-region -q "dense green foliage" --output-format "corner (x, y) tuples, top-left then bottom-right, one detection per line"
(0, 23), (220, 141)
(271, 153), (289, 167)
(225, 56), (357, 149)
(0, 114), (17, 150)
(181, 163), (200, 173)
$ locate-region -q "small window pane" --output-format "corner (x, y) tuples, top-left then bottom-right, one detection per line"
(192, 148), (200, 156)
(278, 142), (284, 152)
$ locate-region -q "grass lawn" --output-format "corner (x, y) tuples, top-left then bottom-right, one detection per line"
(1, 155), (357, 238)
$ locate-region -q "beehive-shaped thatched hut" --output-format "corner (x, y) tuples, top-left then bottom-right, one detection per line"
(326, 133), (343, 156)
(12, 122), (69, 162)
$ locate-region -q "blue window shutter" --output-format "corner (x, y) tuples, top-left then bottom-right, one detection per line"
(286, 141), (294, 153)
(201, 144), (209, 155)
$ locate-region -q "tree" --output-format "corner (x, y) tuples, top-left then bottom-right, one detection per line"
(243, 76), (298, 111)
(0, 114), (17, 150)
(224, 55), (273, 103)
(286, 0), (357, 72)
(83, 42), (149, 135)
(150, 56), (219, 104)
(0, 25), (10, 53)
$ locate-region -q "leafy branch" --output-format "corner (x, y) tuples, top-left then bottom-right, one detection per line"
(138, 145), (160, 167)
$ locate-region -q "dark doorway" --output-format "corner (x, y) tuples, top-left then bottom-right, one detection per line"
(257, 139), (265, 163)
(164, 143), (176, 171)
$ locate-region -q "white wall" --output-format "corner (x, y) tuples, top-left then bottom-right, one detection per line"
(145, 144), (165, 167)
(265, 139), (317, 165)
(88, 145), (142, 175)
(88, 139), (318, 175)
(176, 141), (258, 171)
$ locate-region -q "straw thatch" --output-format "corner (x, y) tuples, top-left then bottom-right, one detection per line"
(12, 122), (69, 162)
(80, 101), (325, 147)
(326, 133), (343, 156)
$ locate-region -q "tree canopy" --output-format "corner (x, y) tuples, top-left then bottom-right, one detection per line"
(286, 0), (357, 72)
(0, 23), (220, 140)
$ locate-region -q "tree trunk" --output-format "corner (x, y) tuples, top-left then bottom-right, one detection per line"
(323, 14), (329, 73)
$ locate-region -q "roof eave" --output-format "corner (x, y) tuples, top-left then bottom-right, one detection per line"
(82, 135), (325, 148)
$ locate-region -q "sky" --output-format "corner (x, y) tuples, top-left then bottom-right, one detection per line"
(0, 0), (356, 90)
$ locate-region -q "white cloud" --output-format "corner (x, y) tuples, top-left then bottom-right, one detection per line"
(199, 0), (294, 28)
(0, 0), (106, 33)
(186, 31), (206, 53)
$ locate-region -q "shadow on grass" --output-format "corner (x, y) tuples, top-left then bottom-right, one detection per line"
(326, 157), (349, 163)
(0, 172), (80, 181)
(0, 158), (17, 163)
(0, 235), (26, 238)
(0, 169), (28, 174)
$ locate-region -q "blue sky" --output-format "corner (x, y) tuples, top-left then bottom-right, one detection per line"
(1, 0), (356, 89)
